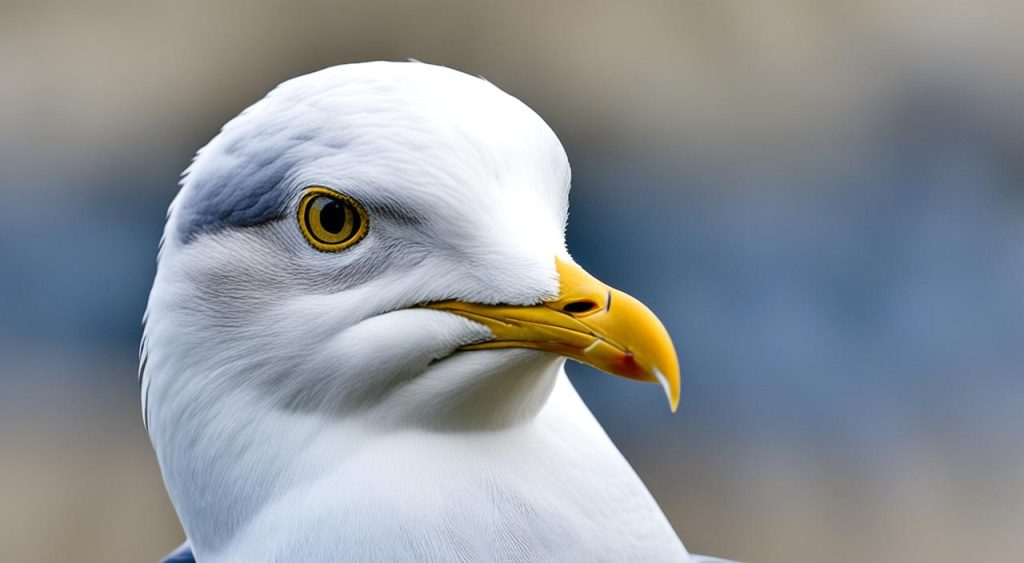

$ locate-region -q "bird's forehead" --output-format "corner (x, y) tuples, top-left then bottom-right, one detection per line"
(172, 62), (570, 244)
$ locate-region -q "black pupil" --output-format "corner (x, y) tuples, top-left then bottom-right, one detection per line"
(319, 200), (346, 234)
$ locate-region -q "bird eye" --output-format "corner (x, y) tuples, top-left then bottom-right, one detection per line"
(297, 187), (369, 252)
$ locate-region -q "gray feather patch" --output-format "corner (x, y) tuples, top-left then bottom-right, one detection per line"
(175, 149), (295, 242)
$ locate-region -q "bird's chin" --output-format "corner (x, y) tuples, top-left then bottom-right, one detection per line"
(391, 347), (564, 429)
(427, 349), (462, 367)
(424, 346), (564, 377)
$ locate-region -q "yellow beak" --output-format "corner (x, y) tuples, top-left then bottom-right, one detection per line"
(423, 257), (680, 411)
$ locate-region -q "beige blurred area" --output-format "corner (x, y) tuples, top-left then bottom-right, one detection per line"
(2, 1), (1023, 562)
(5, 0), (1022, 188)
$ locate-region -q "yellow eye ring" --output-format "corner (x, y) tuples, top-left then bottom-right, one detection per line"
(297, 187), (369, 252)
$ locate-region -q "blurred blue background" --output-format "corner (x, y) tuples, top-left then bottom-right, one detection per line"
(1, 2), (1022, 561)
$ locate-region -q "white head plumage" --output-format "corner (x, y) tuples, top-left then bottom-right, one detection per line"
(142, 61), (690, 562)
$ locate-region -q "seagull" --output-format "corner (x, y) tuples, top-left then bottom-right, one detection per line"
(142, 61), (731, 562)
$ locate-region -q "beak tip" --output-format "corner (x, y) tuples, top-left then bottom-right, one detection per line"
(653, 367), (680, 413)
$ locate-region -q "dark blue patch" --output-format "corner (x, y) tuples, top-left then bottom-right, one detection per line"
(160, 542), (195, 563)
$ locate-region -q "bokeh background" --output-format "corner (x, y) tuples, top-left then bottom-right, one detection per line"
(2, 1), (1022, 561)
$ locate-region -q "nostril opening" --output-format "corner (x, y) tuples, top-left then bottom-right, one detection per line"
(562, 300), (598, 314)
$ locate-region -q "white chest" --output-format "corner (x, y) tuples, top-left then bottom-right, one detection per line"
(200, 384), (688, 562)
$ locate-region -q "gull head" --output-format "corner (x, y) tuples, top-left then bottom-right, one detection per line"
(141, 61), (679, 440)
